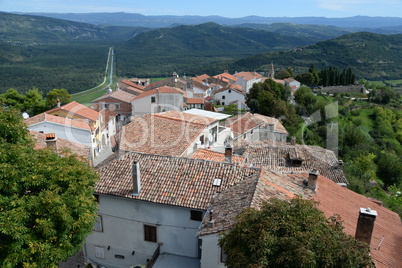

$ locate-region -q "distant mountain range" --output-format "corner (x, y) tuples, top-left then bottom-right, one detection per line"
(1, 11), (402, 93)
(17, 12), (402, 33)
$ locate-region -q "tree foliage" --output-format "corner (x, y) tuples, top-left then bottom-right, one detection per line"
(219, 198), (373, 268)
(0, 107), (98, 267)
(45, 88), (72, 108)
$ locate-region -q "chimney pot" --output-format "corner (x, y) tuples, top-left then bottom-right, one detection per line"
(355, 207), (377, 246)
(56, 99), (61, 108)
(224, 144), (233, 163)
(45, 133), (57, 153)
(307, 169), (319, 190)
(291, 136), (296, 145)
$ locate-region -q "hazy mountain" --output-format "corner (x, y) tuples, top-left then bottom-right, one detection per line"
(20, 12), (402, 32)
(0, 12), (153, 45)
(217, 32), (402, 80)
(123, 22), (314, 53)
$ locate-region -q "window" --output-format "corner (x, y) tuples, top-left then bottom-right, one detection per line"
(222, 95), (225, 99)
(191, 210), (203, 221)
(200, 135), (204, 145)
(220, 247), (227, 263)
(102, 103), (108, 109)
(228, 89), (231, 93)
(94, 215), (103, 232)
(144, 224), (157, 242)
(222, 102), (225, 106)
(151, 96), (156, 103)
(94, 194), (99, 203)
(114, 103), (120, 110)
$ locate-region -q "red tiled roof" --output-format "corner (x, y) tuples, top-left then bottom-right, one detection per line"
(243, 143), (348, 184)
(234, 71), (263, 81)
(191, 148), (244, 164)
(93, 90), (137, 103)
(224, 112), (288, 136)
(186, 98), (205, 104)
(24, 112), (92, 131)
(157, 110), (218, 125)
(214, 84), (245, 96)
(95, 152), (261, 210)
(121, 79), (145, 90)
(47, 101), (99, 122)
(198, 169), (315, 236)
(30, 131), (90, 160)
(313, 175), (402, 268)
(120, 114), (206, 156)
(214, 72), (238, 82)
(132, 86), (185, 101)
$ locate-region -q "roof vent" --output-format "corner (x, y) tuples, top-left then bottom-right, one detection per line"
(213, 178), (222, 187)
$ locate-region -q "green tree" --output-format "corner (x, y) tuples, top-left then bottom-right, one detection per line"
(0, 107), (98, 267)
(23, 87), (47, 116)
(274, 69), (291, 79)
(45, 88), (71, 108)
(0, 88), (26, 111)
(219, 198), (373, 268)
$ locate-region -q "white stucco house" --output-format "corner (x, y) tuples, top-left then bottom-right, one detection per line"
(233, 71), (264, 93)
(25, 112), (94, 147)
(212, 84), (246, 108)
(131, 86), (186, 117)
(85, 152), (261, 268)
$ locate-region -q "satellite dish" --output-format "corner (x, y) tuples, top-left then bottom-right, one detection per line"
(22, 112), (29, 119)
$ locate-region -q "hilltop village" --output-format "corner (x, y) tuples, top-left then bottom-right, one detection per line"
(24, 70), (401, 268)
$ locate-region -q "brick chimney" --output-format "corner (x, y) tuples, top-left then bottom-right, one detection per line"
(307, 169), (319, 190)
(224, 144), (233, 163)
(45, 133), (57, 154)
(291, 136), (296, 145)
(132, 160), (141, 196)
(355, 207), (377, 246)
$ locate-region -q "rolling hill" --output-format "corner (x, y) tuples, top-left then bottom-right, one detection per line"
(214, 32), (402, 80)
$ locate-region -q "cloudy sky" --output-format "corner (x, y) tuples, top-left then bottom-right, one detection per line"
(1, 0), (401, 18)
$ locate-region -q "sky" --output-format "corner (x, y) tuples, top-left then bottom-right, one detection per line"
(1, 0), (402, 18)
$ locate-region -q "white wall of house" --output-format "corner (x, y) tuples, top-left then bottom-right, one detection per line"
(234, 77), (262, 93)
(85, 195), (204, 268)
(257, 125), (288, 143)
(193, 87), (207, 98)
(28, 122), (92, 147)
(131, 93), (184, 116)
(213, 89), (245, 107)
(199, 234), (226, 268)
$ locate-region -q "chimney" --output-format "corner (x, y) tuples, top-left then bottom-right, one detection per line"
(56, 99), (61, 108)
(224, 144), (233, 163)
(355, 207), (377, 246)
(132, 160), (141, 196)
(45, 133), (57, 154)
(291, 136), (296, 145)
(307, 169), (319, 190)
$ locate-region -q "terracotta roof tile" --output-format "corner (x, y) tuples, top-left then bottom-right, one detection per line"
(93, 90), (137, 103)
(95, 152), (261, 210)
(192, 148), (244, 164)
(24, 112), (92, 131)
(234, 71), (263, 81)
(157, 110), (218, 125)
(243, 143), (348, 184)
(197, 169), (315, 236)
(213, 73), (238, 82)
(47, 101), (99, 122)
(132, 86), (185, 101)
(186, 98), (205, 104)
(224, 112), (288, 137)
(313, 175), (402, 268)
(121, 79), (145, 90)
(120, 114), (206, 156)
(30, 131), (90, 160)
